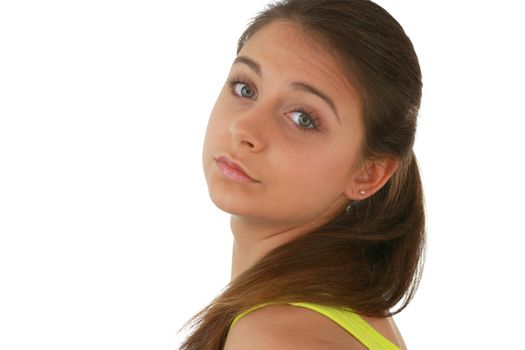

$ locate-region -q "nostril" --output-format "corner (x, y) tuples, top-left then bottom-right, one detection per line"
(229, 122), (263, 152)
(241, 140), (254, 148)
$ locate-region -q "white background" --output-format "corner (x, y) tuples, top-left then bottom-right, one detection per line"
(1, 1), (524, 349)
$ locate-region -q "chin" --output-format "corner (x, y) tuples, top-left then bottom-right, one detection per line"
(207, 190), (266, 223)
(208, 187), (246, 215)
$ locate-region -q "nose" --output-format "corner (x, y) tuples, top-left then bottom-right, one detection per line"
(228, 109), (267, 153)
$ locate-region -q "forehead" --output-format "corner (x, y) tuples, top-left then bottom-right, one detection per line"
(237, 20), (362, 117)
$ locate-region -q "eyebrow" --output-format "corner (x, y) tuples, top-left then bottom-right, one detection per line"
(233, 55), (341, 123)
(290, 82), (340, 123)
(234, 55), (262, 77)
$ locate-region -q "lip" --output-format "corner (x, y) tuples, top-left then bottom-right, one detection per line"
(214, 156), (259, 183)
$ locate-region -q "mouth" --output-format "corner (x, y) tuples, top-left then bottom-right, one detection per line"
(214, 156), (259, 183)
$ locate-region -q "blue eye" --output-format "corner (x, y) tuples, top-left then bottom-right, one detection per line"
(227, 76), (321, 133)
(289, 107), (321, 132)
(231, 81), (255, 98)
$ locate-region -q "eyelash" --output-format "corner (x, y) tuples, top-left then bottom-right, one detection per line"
(226, 76), (321, 133)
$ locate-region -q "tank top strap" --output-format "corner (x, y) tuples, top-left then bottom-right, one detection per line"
(288, 302), (400, 350)
(229, 302), (277, 330)
(228, 302), (400, 350)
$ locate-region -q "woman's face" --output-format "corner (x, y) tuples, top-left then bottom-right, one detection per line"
(202, 21), (364, 229)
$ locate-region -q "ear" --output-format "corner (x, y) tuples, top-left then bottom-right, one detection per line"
(344, 157), (399, 200)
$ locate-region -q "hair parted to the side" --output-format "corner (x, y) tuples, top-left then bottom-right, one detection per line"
(181, 1), (425, 349)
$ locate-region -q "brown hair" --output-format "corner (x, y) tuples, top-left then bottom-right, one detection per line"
(181, 0), (424, 349)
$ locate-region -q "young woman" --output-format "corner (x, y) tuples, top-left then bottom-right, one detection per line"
(182, 0), (424, 349)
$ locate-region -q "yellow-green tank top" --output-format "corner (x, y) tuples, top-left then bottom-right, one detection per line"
(228, 302), (400, 350)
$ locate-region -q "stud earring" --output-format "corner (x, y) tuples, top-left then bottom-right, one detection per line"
(345, 201), (353, 214)
(359, 189), (366, 195)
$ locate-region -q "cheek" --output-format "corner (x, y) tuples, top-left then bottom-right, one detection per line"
(206, 101), (224, 134)
(203, 99), (230, 151)
(262, 160), (345, 224)
(274, 148), (354, 201)
(284, 138), (357, 180)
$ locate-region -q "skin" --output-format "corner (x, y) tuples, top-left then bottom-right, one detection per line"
(202, 20), (404, 349)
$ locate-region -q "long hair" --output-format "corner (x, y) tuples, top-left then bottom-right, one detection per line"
(181, 1), (425, 349)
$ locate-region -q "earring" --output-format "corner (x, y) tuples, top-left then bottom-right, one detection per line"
(359, 189), (366, 196)
(345, 202), (353, 214)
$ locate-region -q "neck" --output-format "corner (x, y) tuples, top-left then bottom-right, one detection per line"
(230, 219), (301, 280)
(229, 215), (336, 280)
(229, 195), (349, 280)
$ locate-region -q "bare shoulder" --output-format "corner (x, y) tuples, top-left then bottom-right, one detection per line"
(223, 304), (367, 350)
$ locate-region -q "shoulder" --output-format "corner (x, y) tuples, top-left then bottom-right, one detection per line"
(223, 304), (367, 350)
